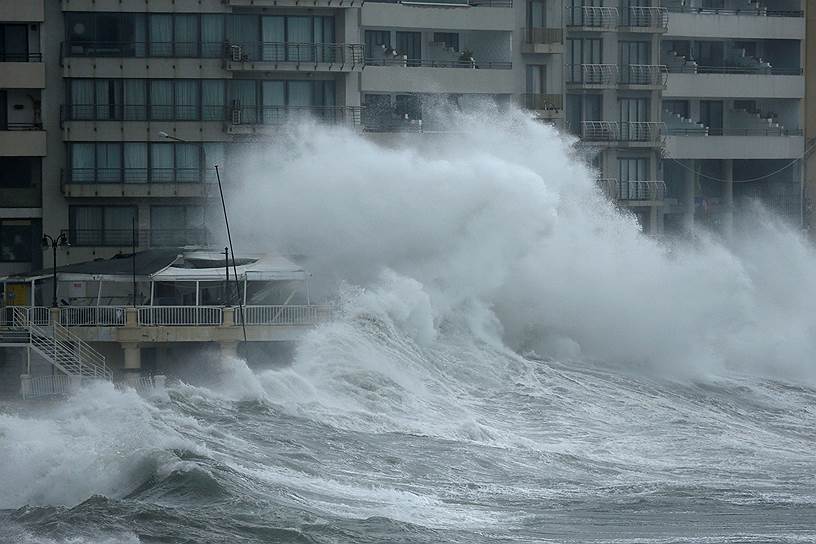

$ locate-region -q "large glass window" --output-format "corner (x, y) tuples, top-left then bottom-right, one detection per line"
(0, 24), (29, 61)
(201, 15), (224, 58)
(0, 157), (38, 188)
(150, 206), (204, 246)
(69, 206), (136, 246)
(202, 80), (225, 120)
(175, 80), (200, 120)
(150, 80), (173, 120)
(69, 143), (216, 184)
(0, 221), (33, 262)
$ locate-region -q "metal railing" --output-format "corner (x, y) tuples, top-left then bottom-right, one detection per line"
(239, 305), (333, 326)
(138, 306), (223, 326)
(597, 178), (619, 199)
(62, 104), (227, 122)
(667, 64), (803, 75)
(666, 127), (803, 136)
(364, 57), (511, 69)
(617, 181), (666, 201)
(24, 375), (73, 399)
(60, 306), (127, 327)
(566, 64), (619, 86)
(619, 64), (668, 86)
(0, 306), (51, 327)
(623, 6), (669, 29)
(66, 167), (206, 184)
(64, 41), (225, 59)
(580, 121), (665, 142)
(666, 6), (803, 17)
(0, 122), (42, 131)
(230, 105), (363, 126)
(227, 42), (364, 64)
(61, 228), (207, 248)
(515, 93), (563, 112)
(523, 27), (563, 45)
(566, 6), (619, 27)
(0, 52), (43, 62)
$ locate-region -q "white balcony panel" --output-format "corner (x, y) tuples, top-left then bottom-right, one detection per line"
(361, 3), (514, 31)
(62, 0), (227, 13)
(667, 12), (804, 39)
(0, 0), (44, 21)
(0, 131), (46, 156)
(63, 58), (227, 79)
(0, 62), (45, 89)
(665, 135), (803, 160)
(362, 65), (514, 94)
(665, 73), (803, 99)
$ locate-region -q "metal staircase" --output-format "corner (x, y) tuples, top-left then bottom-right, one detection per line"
(1, 306), (111, 381)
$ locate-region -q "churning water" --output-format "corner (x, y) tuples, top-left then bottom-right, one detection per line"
(2, 110), (816, 543)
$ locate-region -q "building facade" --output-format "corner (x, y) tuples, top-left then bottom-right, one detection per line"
(0, 0), (808, 285)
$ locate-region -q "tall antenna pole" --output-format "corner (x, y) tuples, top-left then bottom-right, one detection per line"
(132, 216), (137, 306)
(214, 165), (247, 342)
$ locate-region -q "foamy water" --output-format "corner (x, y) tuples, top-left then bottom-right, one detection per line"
(2, 111), (815, 543)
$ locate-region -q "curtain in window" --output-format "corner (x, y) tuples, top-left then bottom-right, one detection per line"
(262, 81), (285, 124)
(228, 15), (260, 60)
(174, 15), (199, 57)
(313, 81), (335, 108)
(133, 14), (147, 57)
(201, 15), (224, 58)
(150, 143), (174, 182)
(203, 143), (225, 183)
(104, 207), (135, 245)
(71, 144), (95, 182)
(96, 143), (121, 182)
(185, 206), (204, 228)
(70, 207), (103, 245)
(150, 206), (182, 246)
(287, 17), (313, 61)
(262, 17), (285, 61)
(314, 17), (335, 62)
(94, 80), (118, 120)
(175, 144), (200, 183)
(150, 80), (173, 120)
(124, 80), (146, 120)
(288, 81), (313, 107)
(175, 80), (199, 120)
(230, 80), (257, 124)
(149, 15), (173, 57)
(202, 80), (225, 121)
(124, 143), (148, 183)
(70, 80), (94, 120)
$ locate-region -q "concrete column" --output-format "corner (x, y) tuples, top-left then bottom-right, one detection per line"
(125, 307), (138, 327)
(49, 306), (59, 326)
(723, 159), (734, 238)
(20, 374), (32, 399)
(69, 375), (82, 394)
(683, 159), (696, 232)
(123, 343), (141, 371)
(222, 307), (235, 327)
(648, 205), (659, 234)
(220, 341), (239, 360)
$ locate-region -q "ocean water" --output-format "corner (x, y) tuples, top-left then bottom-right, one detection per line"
(2, 111), (816, 543)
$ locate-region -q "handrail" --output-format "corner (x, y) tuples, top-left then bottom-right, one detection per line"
(226, 42), (364, 64)
(624, 6), (668, 29)
(239, 305), (333, 326)
(581, 121), (665, 142)
(618, 180), (666, 201)
(229, 105), (363, 126)
(666, 6), (802, 17)
(619, 64), (669, 86)
(0, 53), (43, 62)
(566, 6), (619, 27)
(523, 27), (562, 45)
(667, 64), (802, 75)
(364, 58), (511, 69)
(60, 306), (127, 327)
(138, 306), (223, 326)
(61, 228), (207, 248)
(566, 64), (619, 86)
(515, 93), (563, 111)
(666, 127), (803, 136)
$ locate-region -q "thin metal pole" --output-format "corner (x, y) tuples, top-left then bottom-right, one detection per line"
(132, 217), (137, 306)
(224, 247), (230, 304)
(52, 243), (57, 308)
(214, 165), (247, 342)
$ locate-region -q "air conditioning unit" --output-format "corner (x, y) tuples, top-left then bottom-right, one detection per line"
(230, 45), (243, 62)
(231, 104), (241, 125)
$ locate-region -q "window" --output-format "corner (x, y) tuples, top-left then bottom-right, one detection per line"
(396, 32), (421, 66)
(69, 206), (137, 246)
(174, 15), (200, 57)
(619, 97), (649, 139)
(68, 79), (123, 120)
(619, 157), (650, 199)
(0, 157), (38, 188)
(65, 13), (146, 57)
(700, 100), (724, 134)
(365, 30), (391, 62)
(619, 41), (650, 84)
(69, 143), (215, 184)
(433, 33), (459, 52)
(201, 15), (224, 58)
(527, 0), (546, 28)
(150, 206), (204, 246)
(526, 65), (547, 94)
(568, 0), (604, 27)
(664, 100), (689, 119)
(124, 80), (146, 120)
(202, 80), (225, 121)
(0, 221), (33, 262)
(566, 94), (601, 134)
(175, 80), (200, 120)
(567, 38), (602, 82)
(150, 80), (173, 120)
(0, 24), (29, 61)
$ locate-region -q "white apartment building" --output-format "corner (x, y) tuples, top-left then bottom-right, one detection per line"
(0, 0), (808, 289)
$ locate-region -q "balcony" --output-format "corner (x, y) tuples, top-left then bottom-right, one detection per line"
(666, 7), (804, 39)
(566, 64), (619, 89)
(619, 7), (668, 32)
(514, 94), (562, 118)
(665, 69), (804, 99)
(226, 0), (362, 7)
(664, 132), (803, 160)
(618, 181), (666, 202)
(225, 42), (364, 72)
(0, 0), (44, 22)
(521, 28), (563, 54)
(618, 64), (668, 88)
(63, 167), (213, 199)
(362, 61), (513, 94)
(580, 121), (665, 147)
(226, 106), (363, 135)
(62, 228), (207, 248)
(566, 6), (619, 30)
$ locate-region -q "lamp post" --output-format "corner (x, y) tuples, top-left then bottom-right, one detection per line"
(41, 232), (69, 308)
(158, 131), (247, 342)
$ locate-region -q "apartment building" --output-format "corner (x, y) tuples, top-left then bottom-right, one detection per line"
(660, 0), (806, 234)
(0, 1), (46, 287)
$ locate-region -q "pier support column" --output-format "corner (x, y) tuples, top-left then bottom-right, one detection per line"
(123, 343), (141, 386)
(723, 159), (734, 239)
(220, 341), (240, 360)
(683, 160), (696, 232)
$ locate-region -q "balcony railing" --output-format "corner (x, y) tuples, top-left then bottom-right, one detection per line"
(60, 306), (126, 327)
(665, 6), (803, 17)
(67, 168), (206, 184)
(619, 64), (669, 86)
(364, 57), (511, 69)
(230, 105), (362, 126)
(665, 127), (803, 136)
(580, 121), (665, 143)
(667, 64), (803, 75)
(239, 305), (333, 326)
(622, 7), (669, 29)
(566, 6), (619, 28)
(0, 122), (42, 131)
(618, 181), (666, 201)
(64, 41), (225, 59)
(366, 0), (513, 5)
(597, 178), (619, 199)
(62, 104), (227, 122)
(523, 27), (563, 45)
(566, 64), (619, 86)
(0, 52), (43, 62)
(515, 93), (563, 112)
(61, 228), (208, 248)
(226, 42), (364, 65)
(138, 306), (223, 326)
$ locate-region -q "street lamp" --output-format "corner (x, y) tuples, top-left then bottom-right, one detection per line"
(158, 131), (247, 342)
(41, 232), (69, 308)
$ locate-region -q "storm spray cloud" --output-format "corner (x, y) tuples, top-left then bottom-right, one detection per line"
(228, 109), (816, 379)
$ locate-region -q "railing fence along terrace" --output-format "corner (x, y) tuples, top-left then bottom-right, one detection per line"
(137, 306), (224, 326)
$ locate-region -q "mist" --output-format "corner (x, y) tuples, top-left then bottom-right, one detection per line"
(226, 108), (816, 379)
